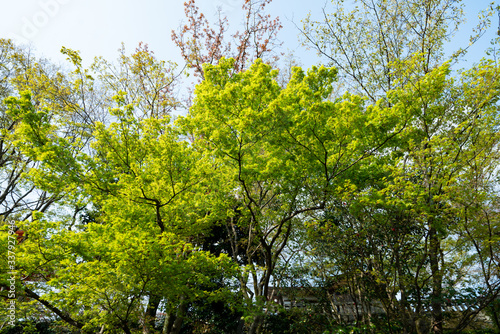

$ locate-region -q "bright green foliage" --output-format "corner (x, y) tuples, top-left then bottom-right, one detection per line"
(181, 57), (405, 333)
(91, 43), (179, 119)
(301, 55), (500, 333)
(2, 87), (236, 333)
(1, 26), (500, 333)
(300, 0), (497, 101)
(299, 1), (500, 332)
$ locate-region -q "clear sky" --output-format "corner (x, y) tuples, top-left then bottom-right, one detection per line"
(0, 0), (498, 71)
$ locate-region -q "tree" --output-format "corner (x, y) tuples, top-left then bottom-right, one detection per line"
(0, 40), (112, 330)
(300, 1), (500, 332)
(299, 56), (500, 334)
(182, 57), (405, 333)
(172, 0), (282, 80)
(299, 0), (497, 102)
(0, 43), (238, 333)
(2, 1), (500, 331)
(3, 88), (237, 333)
(0, 39), (83, 224)
(91, 43), (180, 120)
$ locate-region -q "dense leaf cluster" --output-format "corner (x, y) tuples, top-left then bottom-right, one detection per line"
(1, 1), (500, 334)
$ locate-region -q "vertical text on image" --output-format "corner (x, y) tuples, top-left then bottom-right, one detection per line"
(6, 219), (17, 326)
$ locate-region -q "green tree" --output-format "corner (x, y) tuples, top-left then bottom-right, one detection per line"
(0, 40), (113, 329)
(2, 51), (235, 333)
(301, 57), (500, 333)
(182, 57), (404, 333)
(300, 1), (500, 333)
(300, 0), (497, 101)
(91, 43), (180, 120)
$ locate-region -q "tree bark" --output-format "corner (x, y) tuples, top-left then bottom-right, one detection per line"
(162, 310), (173, 334)
(170, 296), (188, 334)
(23, 286), (85, 329)
(429, 226), (443, 334)
(143, 294), (161, 334)
(248, 314), (264, 334)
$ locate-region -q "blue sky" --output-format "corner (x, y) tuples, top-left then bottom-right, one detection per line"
(0, 0), (497, 70)
(0, 0), (313, 67)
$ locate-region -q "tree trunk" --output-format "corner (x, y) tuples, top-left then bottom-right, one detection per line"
(143, 295), (161, 334)
(162, 310), (173, 334)
(248, 314), (264, 334)
(236, 318), (246, 334)
(429, 226), (443, 334)
(489, 301), (500, 333)
(170, 296), (188, 334)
